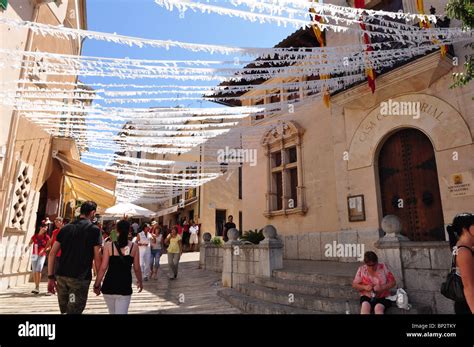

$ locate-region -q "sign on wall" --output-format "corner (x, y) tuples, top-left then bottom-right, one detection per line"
(444, 171), (474, 197)
(347, 194), (366, 222)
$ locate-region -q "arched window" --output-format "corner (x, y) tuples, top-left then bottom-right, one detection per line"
(261, 121), (307, 217)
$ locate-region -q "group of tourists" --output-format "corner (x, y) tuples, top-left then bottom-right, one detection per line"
(127, 219), (189, 281)
(352, 213), (474, 315)
(20, 200), (190, 314)
(172, 217), (200, 252)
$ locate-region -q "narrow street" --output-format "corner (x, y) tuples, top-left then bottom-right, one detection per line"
(0, 252), (240, 314)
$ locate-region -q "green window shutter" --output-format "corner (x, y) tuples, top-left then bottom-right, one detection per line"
(0, 0), (7, 11)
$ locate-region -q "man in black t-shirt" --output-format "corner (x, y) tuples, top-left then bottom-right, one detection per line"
(47, 201), (102, 314)
(223, 215), (237, 242)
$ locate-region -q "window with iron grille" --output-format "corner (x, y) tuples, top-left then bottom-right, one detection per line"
(9, 162), (32, 231)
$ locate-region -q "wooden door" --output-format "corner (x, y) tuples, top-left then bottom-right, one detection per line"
(215, 209), (226, 237)
(378, 129), (445, 241)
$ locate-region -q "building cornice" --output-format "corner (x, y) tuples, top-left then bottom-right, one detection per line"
(331, 52), (453, 109)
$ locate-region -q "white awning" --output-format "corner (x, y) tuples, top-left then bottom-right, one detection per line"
(104, 202), (155, 218)
(154, 205), (178, 218)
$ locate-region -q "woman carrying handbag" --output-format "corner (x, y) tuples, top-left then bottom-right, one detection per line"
(444, 213), (474, 314)
(94, 220), (143, 314)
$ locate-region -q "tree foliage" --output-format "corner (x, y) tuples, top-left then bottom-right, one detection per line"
(446, 0), (473, 88)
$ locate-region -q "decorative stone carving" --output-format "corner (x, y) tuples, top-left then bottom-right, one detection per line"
(262, 225), (277, 240)
(227, 228), (239, 241)
(202, 232), (212, 243)
(347, 94), (472, 170)
(381, 215), (409, 241)
(261, 120), (304, 146)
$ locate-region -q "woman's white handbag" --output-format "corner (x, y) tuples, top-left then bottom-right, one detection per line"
(387, 288), (412, 310)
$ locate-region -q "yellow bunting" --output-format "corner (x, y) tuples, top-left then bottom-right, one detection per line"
(416, 0), (447, 57)
(309, 8), (325, 47)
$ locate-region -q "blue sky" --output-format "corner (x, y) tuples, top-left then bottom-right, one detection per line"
(82, 0), (297, 59)
(81, 0), (298, 103)
(81, 0), (298, 98)
(80, 0), (298, 165)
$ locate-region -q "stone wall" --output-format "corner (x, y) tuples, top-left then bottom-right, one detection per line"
(375, 215), (454, 314)
(218, 226), (283, 288)
(199, 243), (224, 273)
(400, 242), (453, 314)
(282, 229), (380, 262)
(222, 244), (261, 287)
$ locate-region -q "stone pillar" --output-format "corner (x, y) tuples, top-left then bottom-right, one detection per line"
(222, 226), (284, 286)
(375, 215), (409, 288)
(199, 232), (212, 269)
(259, 225), (283, 277)
(295, 136), (305, 210)
(222, 228), (241, 287)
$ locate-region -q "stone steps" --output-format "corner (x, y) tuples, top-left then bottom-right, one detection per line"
(218, 259), (432, 314)
(217, 288), (322, 314)
(236, 282), (428, 314)
(254, 276), (359, 300)
(272, 269), (354, 286)
(238, 283), (359, 313)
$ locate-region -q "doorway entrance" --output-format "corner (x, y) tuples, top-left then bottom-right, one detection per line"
(378, 128), (445, 241)
(215, 209), (226, 237)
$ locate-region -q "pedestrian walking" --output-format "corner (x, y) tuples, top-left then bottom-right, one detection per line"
(182, 217), (190, 251)
(135, 223), (152, 281)
(45, 217), (64, 283)
(47, 201), (102, 314)
(22, 220), (51, 294)
(150, 222), (164, 280)
(165, 226), (182, 280)
(93, 220), (143, 314)
(131, 220), (139, 236)
(446, 213), (474, 314)
(189, 220), (199, 252)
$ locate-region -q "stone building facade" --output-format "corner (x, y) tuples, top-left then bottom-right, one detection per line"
(219, 0), (473, 313)
(0, 0), (116, 290)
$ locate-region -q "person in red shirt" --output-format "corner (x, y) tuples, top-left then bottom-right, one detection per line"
(176, 223), (183, 236)
(45, 217), (64, 276)
(23, 220), (51, 294)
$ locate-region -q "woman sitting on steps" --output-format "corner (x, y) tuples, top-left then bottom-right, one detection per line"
(352, 251), (396, 314)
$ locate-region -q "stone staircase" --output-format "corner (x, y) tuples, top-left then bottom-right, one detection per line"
(217, 260), (432, 314)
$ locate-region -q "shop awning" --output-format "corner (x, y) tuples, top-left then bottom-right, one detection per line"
(64, 176), (116, 210)
(154, 205), (178, 218)
(54, 153), (116, 191)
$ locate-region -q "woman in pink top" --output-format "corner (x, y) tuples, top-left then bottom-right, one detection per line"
(352, 251), (396, 314)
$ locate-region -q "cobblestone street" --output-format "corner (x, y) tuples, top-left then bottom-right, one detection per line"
(0, 252), (240, 314)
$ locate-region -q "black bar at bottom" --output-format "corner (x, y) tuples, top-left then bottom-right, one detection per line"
(0, 314), (472, 346)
